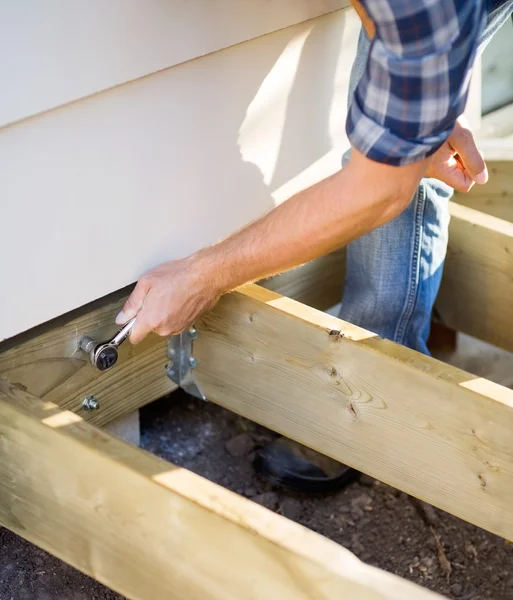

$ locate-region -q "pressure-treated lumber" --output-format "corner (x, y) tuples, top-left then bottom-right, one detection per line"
(452, 157), (513, 222)
(263, 248), (345, 311)
(0, 378), (442, 600)
(437, 201), (513, 352)
(194, 284), (513, 541)
(0, 292), (176, 426)
(0, 251), (346, 427)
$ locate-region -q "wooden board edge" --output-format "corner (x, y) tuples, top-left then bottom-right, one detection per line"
(0, 378), (442, 600)
(195, 283), (513, 541)
(0, 290), (176, 427)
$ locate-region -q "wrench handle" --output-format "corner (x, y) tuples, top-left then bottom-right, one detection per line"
(110, 317), (137, 347)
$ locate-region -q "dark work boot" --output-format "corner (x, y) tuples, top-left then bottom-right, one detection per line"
(253, 437), (358, 494)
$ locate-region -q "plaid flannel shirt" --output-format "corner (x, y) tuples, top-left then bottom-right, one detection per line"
(347, 0), (487, 166)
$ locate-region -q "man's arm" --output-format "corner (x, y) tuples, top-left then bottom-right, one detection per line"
(121, 150), (429, 343)
(119, 113), (487, 344)
(119, 0), (488, 343)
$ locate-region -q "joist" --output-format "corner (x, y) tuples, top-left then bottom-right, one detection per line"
(436, 201), (513, 351)
(0, 257), (344, 426)
(194, 284), (513, 542)
(263, 249), (346, 312)
(0, 292), (176, 426)
(0, 378), (442, 600)
(0, 255), (348, 426)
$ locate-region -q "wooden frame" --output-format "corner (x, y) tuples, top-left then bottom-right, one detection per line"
(2, 153), (513, 599)
(0, 379), (442, 600)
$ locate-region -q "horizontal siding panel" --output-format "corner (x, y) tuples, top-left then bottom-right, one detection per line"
(0, 0), (348, 127)
(0, 9), (359, 341)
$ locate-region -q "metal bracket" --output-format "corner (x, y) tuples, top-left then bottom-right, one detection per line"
(167, 327), (206, 401)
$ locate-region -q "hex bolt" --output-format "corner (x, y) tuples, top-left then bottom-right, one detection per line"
(82, 395), (100, 411)
(189, 327), (198, 340)
(189, 356), (198, 369)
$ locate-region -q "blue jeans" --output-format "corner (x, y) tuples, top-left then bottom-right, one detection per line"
(339, 5), (513, 355)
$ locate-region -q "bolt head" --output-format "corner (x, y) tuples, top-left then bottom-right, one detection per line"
(189, 327), (198, 339)
(189, 356), (198, 368)
(82, 396), (100, 411)
(95, 346), (118, 371)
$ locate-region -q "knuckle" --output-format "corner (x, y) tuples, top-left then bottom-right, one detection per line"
(155, 325), (173, 337)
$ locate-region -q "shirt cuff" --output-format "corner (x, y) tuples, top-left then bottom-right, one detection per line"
(346, 95), (450, 167)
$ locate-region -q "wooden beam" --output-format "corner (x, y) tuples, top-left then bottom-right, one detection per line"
(194, 284), (513, 541)
(437, 201), (513, 352)
(0, 248), (347, 427)
(262, 249), (345, 311)
(0, 378), (442, 600)
(0, 292), (176, 426)
(453, 156), (513, 222)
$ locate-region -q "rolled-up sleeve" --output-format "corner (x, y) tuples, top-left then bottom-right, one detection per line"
(347, 0), (486, 166)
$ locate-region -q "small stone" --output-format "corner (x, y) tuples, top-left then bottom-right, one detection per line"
(252, 492), (279, 511)
(506, 578), (513, 588)
(490, 574), (501, 585)
(225, 433), (256, 457)
(244, 486), (257, 497)
(359, 474), (376, 487)
(351, 493), (372, 508)
(449, 583), (463, 597)
(420, 501), (439, 524)
(350, 534), (365, 556)
(350, 507), (364, 521)
(280, 498), (302, 521)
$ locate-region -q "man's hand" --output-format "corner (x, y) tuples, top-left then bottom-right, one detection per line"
(116, 255), (221, 344)
(426, 116), (488, 192)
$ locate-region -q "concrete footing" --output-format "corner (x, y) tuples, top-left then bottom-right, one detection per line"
(105, 410), (141, 446)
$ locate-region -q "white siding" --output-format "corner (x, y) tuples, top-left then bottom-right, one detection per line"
(1, 9), (359, 341)
(0, 0), (347, 127)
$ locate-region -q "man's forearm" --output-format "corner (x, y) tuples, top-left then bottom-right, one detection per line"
(122, 150), (430, 343)
(195, 150), (429, 294)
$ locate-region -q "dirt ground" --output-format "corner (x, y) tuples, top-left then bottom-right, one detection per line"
(1, 336), (513, 600)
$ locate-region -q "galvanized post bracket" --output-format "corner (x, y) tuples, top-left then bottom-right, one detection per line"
(167, 328), (206, 401)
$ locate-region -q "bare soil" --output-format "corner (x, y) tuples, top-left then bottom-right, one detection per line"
(1, 389), (512, 600)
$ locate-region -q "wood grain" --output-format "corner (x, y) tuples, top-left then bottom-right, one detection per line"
(0, 378), (442, 600)
(0, 294), (176, 426)
(437, 202), (513, 352)
(195, 284), (513, 541)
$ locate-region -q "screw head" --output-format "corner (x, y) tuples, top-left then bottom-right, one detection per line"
(82, 396), (100, 411)
(189, 356), (198, 368)
(189, 327), (198, 340)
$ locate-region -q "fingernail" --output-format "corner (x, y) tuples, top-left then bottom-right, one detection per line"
(116, 311), (130, 325)
(474, 168), (488, 185)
